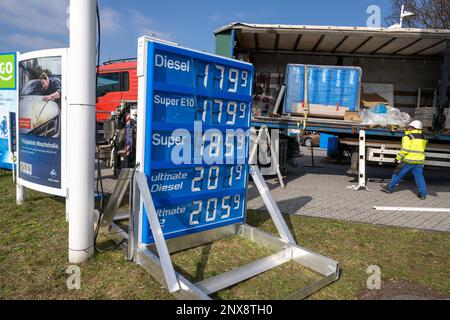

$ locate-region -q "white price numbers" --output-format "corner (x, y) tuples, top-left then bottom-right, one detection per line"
(200, 131), (245, 158)
(201, 100), (247, 125)
(190, 194), (241, 225)
(200, 64), (249, 93)
(191, 165), (243, 192)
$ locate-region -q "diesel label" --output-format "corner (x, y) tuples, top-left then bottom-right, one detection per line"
(155, 54), (190, 72)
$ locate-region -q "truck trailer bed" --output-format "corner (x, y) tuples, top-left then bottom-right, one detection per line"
(251, 115), (450, 142)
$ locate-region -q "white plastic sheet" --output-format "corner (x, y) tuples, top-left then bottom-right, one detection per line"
(361, 105), (411, 127)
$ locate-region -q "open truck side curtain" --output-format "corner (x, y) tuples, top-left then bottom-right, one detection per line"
(215, 23), (450, 172)
(214, 22), (450, 132)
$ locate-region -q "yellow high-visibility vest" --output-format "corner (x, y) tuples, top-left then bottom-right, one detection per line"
(396, 129), (427, 164)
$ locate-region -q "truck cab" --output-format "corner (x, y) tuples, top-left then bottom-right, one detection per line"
(96, 59), (138, 122)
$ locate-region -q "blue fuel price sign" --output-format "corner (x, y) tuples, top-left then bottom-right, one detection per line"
(137, 38), (254, 244)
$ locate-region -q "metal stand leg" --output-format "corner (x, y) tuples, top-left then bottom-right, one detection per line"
(250, 165), (295, 244)
(250, 126), (286, 189)
(128, 172), (140, 262)
(101, 168), (134, 229)
(135, 171), (180, 293)
(66, 198), (70, 222)
(270, 84), (285, 115)
(16, 183), (25, 205)
(304, 144), (323, 168)
(264, 128), (286, 189)
(347, 148), (359, 175)
(249, 127), (263, 165)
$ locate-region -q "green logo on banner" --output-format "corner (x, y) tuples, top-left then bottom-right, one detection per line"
(0, 54), (16, 89)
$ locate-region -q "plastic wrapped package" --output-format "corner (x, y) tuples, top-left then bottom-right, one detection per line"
(361, 104), (411, 127)
(284, 64), (362, 118)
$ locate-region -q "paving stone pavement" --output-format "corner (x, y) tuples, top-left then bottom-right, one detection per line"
(247, 147), (450, 233)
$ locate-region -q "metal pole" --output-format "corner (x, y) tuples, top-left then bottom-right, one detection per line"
(348, 130), (369, 191)
(358, 130), (366, 188)
(350, 130), (370, 191)
(68, 0), (97, 263)
(271, 85), (285, 115)
(399, 5), (404, 28)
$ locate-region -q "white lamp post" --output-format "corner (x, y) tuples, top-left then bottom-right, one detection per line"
(68, 0), (97, 263)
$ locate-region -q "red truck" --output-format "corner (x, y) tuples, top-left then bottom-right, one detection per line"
(96, 59), (138, 122)
(96, 59), (138, 173)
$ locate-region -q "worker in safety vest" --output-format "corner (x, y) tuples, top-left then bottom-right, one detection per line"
(381, 120), (428, 200)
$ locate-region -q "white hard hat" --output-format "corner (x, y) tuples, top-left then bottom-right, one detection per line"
(408, 120), (423, 130)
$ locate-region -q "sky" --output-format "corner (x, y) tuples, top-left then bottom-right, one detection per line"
(0, 0), (394, 63)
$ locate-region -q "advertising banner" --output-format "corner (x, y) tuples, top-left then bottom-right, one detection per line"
(17, 49), (67, 196)
(137, 38), (254, 245)
(0, 52), (18, 170)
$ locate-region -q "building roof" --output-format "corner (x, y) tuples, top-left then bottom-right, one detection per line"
(215, 22), (450, 57)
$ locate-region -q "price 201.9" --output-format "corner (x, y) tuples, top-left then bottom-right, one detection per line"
(191, 165), (243, 192)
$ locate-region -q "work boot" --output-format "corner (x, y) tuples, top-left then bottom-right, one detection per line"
(380, 184), (392, 194)
(418, 194), (426, 200)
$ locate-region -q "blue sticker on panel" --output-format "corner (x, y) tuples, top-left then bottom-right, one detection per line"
(142, 41), (254, 244)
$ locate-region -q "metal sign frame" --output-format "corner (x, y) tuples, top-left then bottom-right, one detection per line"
(101, 165), (340, 299)
(98, 36), (340, 300)
(16, 48), (68, 197)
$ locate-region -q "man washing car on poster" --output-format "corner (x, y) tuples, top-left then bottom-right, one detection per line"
(381, 120), (428, 200)
(40, 72), (61, 103)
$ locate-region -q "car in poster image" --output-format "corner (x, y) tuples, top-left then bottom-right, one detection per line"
(19, 79), (61, 138)
(19, 95), (60, 137)
(299, 132), (320, 147)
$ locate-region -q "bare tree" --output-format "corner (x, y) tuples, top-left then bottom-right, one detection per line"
(385, 0), (449, 29)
